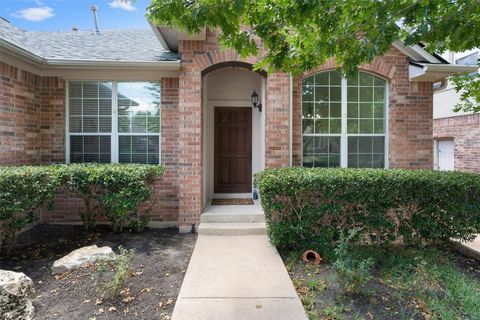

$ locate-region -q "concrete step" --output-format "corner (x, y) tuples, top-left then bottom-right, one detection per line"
(201, 212), (265, 223)
(198, 222), (267, 236)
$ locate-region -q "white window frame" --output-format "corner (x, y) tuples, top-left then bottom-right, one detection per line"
(301, 71), (389, 168)
(65, 80), (162, 164)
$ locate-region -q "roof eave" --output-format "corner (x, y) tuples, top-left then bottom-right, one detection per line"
(0, 38), (45, 64)
(409, 63), (478, 82)
(0, 40), (180, 70)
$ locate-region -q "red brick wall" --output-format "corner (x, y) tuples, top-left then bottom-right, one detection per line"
(0, 62), (42, 164)
(40, 76), (66, 164)
(292, 46), (433, 168)
(434, 114), (480, 173)
(265, 72), (290, 168)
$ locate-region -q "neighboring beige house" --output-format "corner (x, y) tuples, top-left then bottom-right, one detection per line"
(0, 17), (475, 231)
(433, 50), (480, 172)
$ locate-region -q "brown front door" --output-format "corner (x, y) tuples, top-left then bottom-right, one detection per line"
(214, 107), (252, 193)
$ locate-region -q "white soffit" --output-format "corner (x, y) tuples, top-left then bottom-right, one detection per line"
(409, 63), (478, 82)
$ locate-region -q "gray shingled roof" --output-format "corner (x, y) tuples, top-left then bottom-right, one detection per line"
(0, 17), (178, 62)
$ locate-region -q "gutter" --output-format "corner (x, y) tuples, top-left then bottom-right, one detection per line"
(45, 58), (180, 69)
(289, 74), (293, 167)
(409, 63), (478, 82)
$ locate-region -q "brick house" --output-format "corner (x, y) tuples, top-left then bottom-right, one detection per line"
(433, 50), (480, 173)
(0, 18), (473, 232)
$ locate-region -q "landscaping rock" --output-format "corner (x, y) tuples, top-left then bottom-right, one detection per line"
(0, 269), (35, 320)
(52, 245), (116, 274)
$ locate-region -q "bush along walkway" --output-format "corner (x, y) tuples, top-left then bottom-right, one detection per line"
(172, 204), (307, 320)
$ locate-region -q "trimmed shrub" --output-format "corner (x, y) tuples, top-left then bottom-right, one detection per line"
(58, 163), (164, 232)
(0, 166), (61, 254)
(255, 168), (480, 260)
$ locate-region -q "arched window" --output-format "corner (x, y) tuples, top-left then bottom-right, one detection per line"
(302, 71), (387, 168)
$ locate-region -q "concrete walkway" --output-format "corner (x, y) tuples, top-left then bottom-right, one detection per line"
(172, 204), (307, 320)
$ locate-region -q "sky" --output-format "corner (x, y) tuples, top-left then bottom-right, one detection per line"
(0, 0), (152, 31)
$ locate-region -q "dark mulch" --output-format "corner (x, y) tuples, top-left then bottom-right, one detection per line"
(0, 224), (197, 320)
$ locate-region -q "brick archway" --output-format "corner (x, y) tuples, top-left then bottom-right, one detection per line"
(176, 30), (291, 231)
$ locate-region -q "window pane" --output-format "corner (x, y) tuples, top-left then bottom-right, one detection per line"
(330, 71), (341, 86)
(330, 103), (341, 118)
(69, 117), (82, 132)
(347, 103), (358, 118)
(348, 136), (384, 168)
(359, 73), (373, 86)
(315, 72), (328, 85)
(374, 119), (384, 134)
(118, 135), (159, 164)
(148, 116), (160, 133)
(117, 82), (160, 134)
(83, 82), (98, 98)
(303, 136), (314, 153)
(360, 121), (372, 135)
(302, 119), (314, 134)
(99, 117), (112, 132)
(302, 102), (314, 118)
(70, 135), (111, 163)
(314, 86), (329, 102)
(69, 99), (82, 115)
(69, 82), (82, 97)
(313, 137), (328, 153)
(315, 103), (329, 118)
(330, 86), (341, 101)
(315, 119), (329, 134)
(347, 119), (359, 134)
(99, 82), (112, 98)
(359, 103), (373, 118)
(68, 81), (112, 134)
(374, 87), (385, 102)
(374, 103), (384, 118)
(302, 136), (341, 168)
(99, 99), (112, 115)
(83, 99), (98, 116)
(359, 87), (373, 102)
(83, 117), (98, 132)
(302, 85), (314, 101)
(330, 119), (341, 134)
(347, 87), (358, 102)
(347, 73), (359, 86)
(302, 76), (314, 86)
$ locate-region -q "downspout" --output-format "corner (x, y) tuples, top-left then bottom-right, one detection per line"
(289, 74), (293, 167)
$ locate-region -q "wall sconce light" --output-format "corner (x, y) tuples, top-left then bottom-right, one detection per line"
(251, 90), (262, 112)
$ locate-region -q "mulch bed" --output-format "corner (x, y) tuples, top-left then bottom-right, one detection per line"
(0, 224), (197, 320)
(287, 246), (480, 320)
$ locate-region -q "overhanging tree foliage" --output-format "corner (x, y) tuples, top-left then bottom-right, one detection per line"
(147, 0), (480, 112)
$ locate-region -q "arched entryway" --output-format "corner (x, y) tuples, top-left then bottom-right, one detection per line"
(202, 63), (266, 205)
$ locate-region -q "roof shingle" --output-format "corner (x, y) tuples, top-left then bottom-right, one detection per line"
(0, 17), (178, 62)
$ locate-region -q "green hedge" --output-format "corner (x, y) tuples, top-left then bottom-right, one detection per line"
(0, 163), (164, 254)
(0, 165), (61, 253)
(58, 163), (165, 232)
(255, 168), (480, 260)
